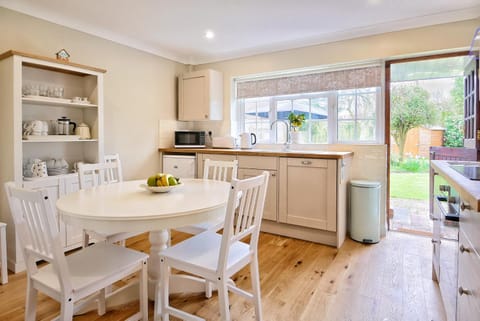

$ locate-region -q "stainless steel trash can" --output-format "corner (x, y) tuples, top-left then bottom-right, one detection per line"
(350, 180), (381, 244)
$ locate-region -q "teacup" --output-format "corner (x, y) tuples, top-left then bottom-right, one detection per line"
(23, 120), (48, 136)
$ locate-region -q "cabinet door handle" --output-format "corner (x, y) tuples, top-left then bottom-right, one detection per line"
(461, 202), (470, 211)
(458, 287), (471, 296)
(204, 114), (209, 119)
(459, 244), (471, 253)
(301, 160), (312, 165)
(271, 173), (276, 177)
(173, 165), (178, 169)
(431, 239), (440, 244)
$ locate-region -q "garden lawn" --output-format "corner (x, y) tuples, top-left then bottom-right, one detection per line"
(390, 172), (429, 200)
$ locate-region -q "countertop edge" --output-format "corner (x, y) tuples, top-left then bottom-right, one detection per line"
(158, 147), (354, 159)
(431, 160), (480, 211)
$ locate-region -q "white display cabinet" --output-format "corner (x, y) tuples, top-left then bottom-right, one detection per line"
(0, 50), (106, 272)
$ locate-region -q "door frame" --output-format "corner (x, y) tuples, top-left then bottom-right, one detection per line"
(384, 50), (472, 231)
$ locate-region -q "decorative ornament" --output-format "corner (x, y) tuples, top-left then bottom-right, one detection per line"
(55, 49), (70, 61)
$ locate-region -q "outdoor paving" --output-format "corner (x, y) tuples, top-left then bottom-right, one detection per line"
(390, 198), (458, 240)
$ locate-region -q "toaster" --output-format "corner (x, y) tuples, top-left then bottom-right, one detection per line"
(212, 136), (236, 149)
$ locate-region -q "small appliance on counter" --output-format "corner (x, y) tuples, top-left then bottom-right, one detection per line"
(240, 132), (256, 149)
(212, 136), (236, 149)
(174, 130), (205, 148)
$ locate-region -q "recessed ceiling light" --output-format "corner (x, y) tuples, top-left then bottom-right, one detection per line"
(205, 30), (215, 39)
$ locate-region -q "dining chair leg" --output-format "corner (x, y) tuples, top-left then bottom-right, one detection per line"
(140, 261), (148, 321)
(205, 281), (213, 298)
(97, 288), (106, 315)
(155, 258), (168, 321)
(0, 224), (7, 284)
(25, 279), (37, 321)
(217, 278), (231, 321)
(82, 230), (90, 248)
(60, 298), (74, 321)
(250, 258), (263, 321)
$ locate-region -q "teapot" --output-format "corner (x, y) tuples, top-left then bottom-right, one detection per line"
(240, 132), (257, 149)
(75, 123), (91, 139)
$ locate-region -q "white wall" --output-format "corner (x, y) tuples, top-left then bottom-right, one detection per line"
(0, 7), (186, 179)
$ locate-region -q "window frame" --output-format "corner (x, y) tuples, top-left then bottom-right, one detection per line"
(236, 88), (382, 144)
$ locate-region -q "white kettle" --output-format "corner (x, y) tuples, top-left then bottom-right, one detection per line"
(240, 132), (256, 149)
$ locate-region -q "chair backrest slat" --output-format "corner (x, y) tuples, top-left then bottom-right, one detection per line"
(4, 182), (72, 291)
(203, 159), (238, 182)
(78, 161), (122, 190)
(104, 154), (123, 183)
(218, 172), (269, 273)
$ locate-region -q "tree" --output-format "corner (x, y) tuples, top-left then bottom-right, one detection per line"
(391, 85), (434, 161)
(443, 77), (464, 147)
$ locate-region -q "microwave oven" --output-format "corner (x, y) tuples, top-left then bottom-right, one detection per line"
(174, 130), (206, 148)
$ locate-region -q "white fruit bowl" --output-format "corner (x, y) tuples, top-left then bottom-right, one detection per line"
(140, 182), (183, 193)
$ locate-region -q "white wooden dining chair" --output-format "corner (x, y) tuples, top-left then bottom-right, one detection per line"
(4, 182), (148, 321)
(175, 158), (239, 235)
(155, 171), (269, 321)
(78, 159), (141, 248)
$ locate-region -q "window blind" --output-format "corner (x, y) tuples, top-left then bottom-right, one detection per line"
(237, 66), (382, 99)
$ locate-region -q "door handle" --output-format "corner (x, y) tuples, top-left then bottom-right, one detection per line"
(459, 286), (471, 296)
(460, 244), (471, 253)
(461, 202), (470, 211)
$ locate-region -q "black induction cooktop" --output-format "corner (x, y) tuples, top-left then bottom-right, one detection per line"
(450, 164), (480, 180)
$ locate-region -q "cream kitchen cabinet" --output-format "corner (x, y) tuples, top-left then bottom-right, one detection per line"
(278, 157), (349, 248)
(0, 50), (105, 272)
(178, 69), (223, 121)
(279, 158), (336, 230)
(196, 153), (237, 178)
(237, 156), (278, 221)
(23, 174), (83, 250)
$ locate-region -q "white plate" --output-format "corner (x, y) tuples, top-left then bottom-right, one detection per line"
(140, 182), (183, 193)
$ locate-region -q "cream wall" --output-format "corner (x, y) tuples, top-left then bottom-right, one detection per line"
(193, 18), (480, 235)
(0, 7), (185, 179)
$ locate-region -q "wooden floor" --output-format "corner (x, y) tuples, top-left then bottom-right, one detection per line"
(0, 231), (446, 321)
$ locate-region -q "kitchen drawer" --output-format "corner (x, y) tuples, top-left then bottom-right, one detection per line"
(287, 157), (329, 168)
(458, 228), (480, 321)
(237, 156), (277, 170)
(460, 208), (480, 255)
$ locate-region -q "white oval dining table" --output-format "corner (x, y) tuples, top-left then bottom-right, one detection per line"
(56, 178), (230, 301)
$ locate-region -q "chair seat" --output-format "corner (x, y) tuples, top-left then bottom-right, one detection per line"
(162, 231), (250, 273)
(86, 230), (142, 244)
(32, 243), (148, 293)
(175, 216), (225, 235)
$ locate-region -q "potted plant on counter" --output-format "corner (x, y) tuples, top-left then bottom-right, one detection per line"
(288, 112), (305, 144)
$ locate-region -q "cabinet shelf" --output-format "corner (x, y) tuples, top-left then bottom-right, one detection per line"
(23, 137), (98, 143)
(22, 96), (97, 108)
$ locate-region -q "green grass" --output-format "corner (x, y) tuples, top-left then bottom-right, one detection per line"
(390, 172), (429, 200)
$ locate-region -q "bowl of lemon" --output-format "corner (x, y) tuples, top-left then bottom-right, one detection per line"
(141, 173), (183, 193)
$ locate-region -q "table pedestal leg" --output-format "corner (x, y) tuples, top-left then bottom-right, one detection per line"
(148, 229), (169, 299)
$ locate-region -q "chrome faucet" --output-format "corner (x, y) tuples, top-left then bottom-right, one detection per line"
(270, 120), (291, 150)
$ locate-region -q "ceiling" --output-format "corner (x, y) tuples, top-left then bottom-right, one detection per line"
(1, 0), (479, 65)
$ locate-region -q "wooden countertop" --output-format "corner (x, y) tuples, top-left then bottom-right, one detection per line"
(158, 147), (353, 159)
(431, 160), (480, 211)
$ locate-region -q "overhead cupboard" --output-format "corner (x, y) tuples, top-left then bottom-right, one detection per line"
(0, 50), (106, 272)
